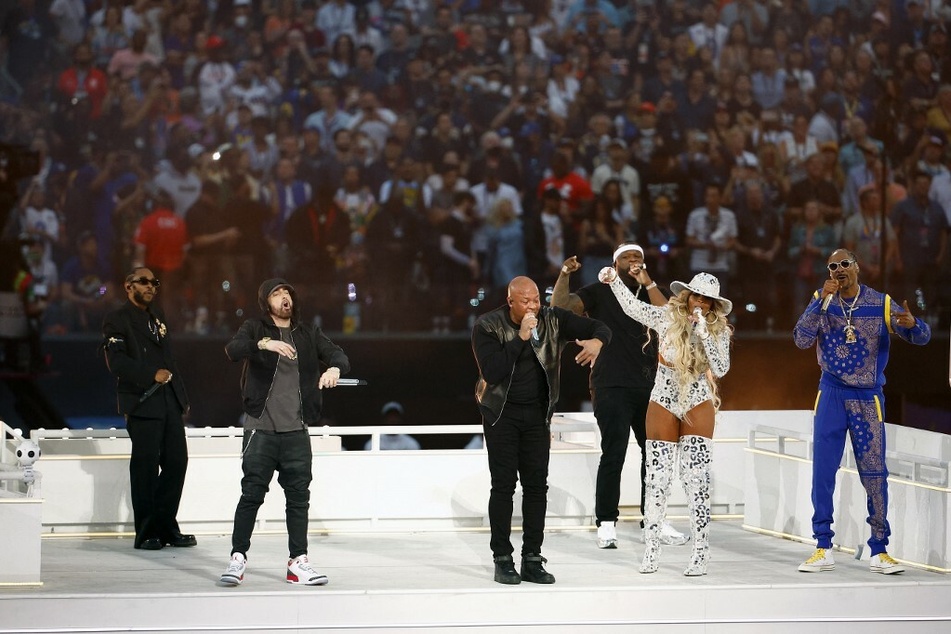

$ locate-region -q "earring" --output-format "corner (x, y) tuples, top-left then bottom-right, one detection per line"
(706, 312), (717, 324)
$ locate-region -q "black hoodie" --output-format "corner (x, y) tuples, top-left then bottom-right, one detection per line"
(225, 278), (350, 423)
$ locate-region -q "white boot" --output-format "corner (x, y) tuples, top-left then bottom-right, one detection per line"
(639, 440), (677, 573)
(680, 435), (713, 576)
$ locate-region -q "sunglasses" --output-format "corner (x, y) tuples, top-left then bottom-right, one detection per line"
(826, 259), (854, 272)
(130, 277), (161, 287)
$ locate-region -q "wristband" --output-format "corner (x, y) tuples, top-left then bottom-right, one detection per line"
(561, 266), (570, 274)
(645, 282), (657, 290)
(258, 337), (271, 350)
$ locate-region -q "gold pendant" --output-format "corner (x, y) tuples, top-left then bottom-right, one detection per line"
(844, 324), (857, 344)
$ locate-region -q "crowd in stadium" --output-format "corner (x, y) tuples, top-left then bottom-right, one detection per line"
(2, 0), (949, 335)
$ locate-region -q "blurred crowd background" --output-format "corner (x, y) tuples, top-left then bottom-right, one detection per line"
(2, 0), (950, 337)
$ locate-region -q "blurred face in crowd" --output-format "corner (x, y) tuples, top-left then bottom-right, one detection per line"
(746, 182), (764, 212)
(912, 173), (933, 199)
(74, 43), (93, 68)
(391, 24), (409, 49)
(356, 46), (374, 69)
(342, 164), (361, 190)
(334, 129), (352, 153)
(859, 188), (881, 214)
(275, 158), (295, 182)
(704, 185), (721, 210)
(398, 156), (417, 181)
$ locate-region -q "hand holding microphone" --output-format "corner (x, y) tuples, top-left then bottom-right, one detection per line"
(820, 279), (839, 313)
(520, 311), (539, 342)
(692, 307), (710, 340)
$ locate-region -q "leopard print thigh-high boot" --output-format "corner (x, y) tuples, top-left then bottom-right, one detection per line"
(680, 435), (713, 576)
(639, 439), (677, 573)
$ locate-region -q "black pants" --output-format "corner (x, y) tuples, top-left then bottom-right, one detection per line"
(231, 428), (312, 559)
(483, 403), (550, 557)
(125, 389), (188, 546)
(592, 386), (650, 525)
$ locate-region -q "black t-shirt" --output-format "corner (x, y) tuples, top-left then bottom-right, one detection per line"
(505, 320), (548, 406)
(575, 280), (657, 390)
(186, 199), (227, 256)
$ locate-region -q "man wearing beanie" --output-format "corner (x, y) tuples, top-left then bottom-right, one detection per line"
(219, 278), (350, 587)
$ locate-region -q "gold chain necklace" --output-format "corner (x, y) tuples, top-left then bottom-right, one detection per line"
(837, 289), (861, 344)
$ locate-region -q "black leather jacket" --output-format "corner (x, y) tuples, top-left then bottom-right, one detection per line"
(224, 317), (350, 424)
(471, 305), (611, 425)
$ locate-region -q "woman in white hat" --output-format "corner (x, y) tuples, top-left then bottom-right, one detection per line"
(598, 265), (733, 576)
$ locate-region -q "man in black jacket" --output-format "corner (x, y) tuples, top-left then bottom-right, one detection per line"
(219, 278), (349, 587)
(472, 276), (611, 585)
(102, 267), (193, 551)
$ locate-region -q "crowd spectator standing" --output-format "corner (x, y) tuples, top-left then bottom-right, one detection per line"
(1, 0), (950, 335)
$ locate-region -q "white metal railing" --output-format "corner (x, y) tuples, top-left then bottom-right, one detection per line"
(749, 425), (951, 489)
(29, 418), (602, 450)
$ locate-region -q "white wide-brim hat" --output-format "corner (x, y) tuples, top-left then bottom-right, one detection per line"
(670, 272), (733, 315)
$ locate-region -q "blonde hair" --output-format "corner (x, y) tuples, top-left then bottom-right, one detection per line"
(662, 290), (733, 418)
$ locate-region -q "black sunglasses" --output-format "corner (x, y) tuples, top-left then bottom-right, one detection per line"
(826, 259), (854, 272)
(130, 277), (161, 287)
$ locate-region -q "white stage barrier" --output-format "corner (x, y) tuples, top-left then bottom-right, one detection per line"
(22, 414), (750, 537)
(8, 410), (951, 575)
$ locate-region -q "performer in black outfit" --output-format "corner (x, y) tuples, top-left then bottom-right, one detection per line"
(102, 267), (194, 551)
(472, 276), (611, 585)
(219, 278), (350, 587)
(551, 244), (688, 549)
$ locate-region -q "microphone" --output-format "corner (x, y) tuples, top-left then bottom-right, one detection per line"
(693, 306), (702, 321)
(529, 309), (541, 342)
(821, 293), (834, 313)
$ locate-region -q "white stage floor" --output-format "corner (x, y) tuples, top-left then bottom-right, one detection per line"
(1, 520), (950, 633)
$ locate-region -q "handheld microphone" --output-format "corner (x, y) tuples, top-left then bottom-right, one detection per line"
(530, 310), (540, 341)
(821, 293), (834, 313)
(693, 306), (702, 320)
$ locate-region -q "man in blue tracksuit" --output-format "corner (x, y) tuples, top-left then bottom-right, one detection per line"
(794, 249), (931, 575)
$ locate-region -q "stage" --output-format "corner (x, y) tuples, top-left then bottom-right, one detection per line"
(2, 521), (950, 633)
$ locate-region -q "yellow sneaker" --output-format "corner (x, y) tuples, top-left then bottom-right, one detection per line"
(798, 548), (835, 572)
(870, 553), (905, 575)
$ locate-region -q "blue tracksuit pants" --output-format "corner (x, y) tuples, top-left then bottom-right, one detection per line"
(811, 378), (891, 555)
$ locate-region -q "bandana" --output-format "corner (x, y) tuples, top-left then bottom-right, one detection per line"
(612, 244), (644, 263)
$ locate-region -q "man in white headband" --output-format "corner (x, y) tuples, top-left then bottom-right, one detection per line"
(551, 243), (689, 550)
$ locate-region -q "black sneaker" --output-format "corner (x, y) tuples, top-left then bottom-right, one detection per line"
(520, 554), (555, 584)
(493, 555), (521, 584)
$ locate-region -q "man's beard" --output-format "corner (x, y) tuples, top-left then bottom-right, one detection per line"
(133, 289), (153, 306)
(271, 302), (293, 320)
(619, 268), (641, 289)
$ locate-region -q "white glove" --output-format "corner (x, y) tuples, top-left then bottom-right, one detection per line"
(598, 267), (617, 284)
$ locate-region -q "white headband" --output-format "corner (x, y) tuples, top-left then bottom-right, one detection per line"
(612, 244), (644, 263)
